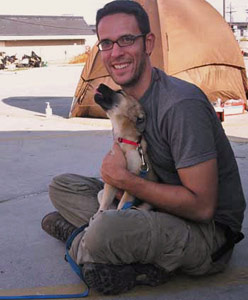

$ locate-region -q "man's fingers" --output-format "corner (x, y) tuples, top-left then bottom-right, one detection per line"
(112, 142), (121, 150)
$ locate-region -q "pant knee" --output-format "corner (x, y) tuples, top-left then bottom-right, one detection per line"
(49, 173), (103, 205)
(50, 173), (71, 186)
(81, 210), (153, 264)
(83, 211), (120, 255)
(49, 173), (71, 200)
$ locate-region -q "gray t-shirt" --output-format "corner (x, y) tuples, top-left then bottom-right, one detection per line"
(139, 68), (246, 233)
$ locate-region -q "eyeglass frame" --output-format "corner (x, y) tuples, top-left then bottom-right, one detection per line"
(97, 34), (146, 51)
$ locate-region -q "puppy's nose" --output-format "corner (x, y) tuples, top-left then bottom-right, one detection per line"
(94, 92), (104, 103)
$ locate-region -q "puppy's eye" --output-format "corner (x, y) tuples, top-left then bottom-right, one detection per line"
(136, 116), (144, 123)
(136, 114), (146, 133)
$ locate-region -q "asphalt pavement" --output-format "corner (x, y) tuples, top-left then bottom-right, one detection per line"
(0, 64), (247, 299)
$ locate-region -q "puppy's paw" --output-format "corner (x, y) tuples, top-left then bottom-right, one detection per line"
(90, 210), (104, 223)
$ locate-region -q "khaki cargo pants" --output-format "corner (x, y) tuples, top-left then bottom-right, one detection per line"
(49, 173), (232, 276)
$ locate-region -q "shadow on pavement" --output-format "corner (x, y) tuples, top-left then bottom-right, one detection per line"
(3, 96), (73, 118)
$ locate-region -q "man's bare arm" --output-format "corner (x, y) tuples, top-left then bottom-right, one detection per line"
(101, 143), (218, 222)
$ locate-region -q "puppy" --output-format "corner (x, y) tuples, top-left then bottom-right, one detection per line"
(94, 84), (156, 212)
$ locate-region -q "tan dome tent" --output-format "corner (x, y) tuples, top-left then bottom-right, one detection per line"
(70, 0), (248, 118)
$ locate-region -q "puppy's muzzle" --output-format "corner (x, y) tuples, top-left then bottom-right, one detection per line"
(94, 84), (119, 111)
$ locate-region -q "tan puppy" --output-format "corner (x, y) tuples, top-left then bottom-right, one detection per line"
(94, 84), (156, 211)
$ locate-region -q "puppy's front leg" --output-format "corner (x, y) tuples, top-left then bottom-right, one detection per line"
(117, 192), (135, 210)
(97, 183), (118, 212)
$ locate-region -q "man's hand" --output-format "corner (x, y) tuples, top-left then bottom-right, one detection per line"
(101, 143), (128, 189)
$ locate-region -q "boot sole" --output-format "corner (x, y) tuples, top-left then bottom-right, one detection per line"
(83, 263), (136, 295)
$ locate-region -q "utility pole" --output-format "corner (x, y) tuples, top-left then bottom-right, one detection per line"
(226, 2), (236, 24)
(223, 0), (226, 20)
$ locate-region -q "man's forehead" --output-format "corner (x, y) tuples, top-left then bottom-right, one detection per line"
(97, 13), (140, 39)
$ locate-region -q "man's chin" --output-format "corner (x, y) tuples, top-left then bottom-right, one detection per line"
(111, 75), (137, 88)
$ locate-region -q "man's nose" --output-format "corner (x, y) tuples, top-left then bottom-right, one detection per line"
(110, 42), (124, 58)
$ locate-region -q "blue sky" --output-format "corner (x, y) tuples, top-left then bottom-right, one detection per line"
(0, 0), (247, 24)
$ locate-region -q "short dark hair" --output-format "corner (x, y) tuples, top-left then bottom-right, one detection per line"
(96, 0), (150, 36)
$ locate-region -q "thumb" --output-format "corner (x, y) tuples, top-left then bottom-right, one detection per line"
(112, 142), (121, 151)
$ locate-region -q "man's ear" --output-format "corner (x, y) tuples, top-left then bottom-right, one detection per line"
(145, 32), (155, 56)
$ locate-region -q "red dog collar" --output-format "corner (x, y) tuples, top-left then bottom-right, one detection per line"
(118, 137), (139, 147)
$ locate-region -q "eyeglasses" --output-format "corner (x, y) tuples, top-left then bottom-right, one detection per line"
(97, 34), (146, 51)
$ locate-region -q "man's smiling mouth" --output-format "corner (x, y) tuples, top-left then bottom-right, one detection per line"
(113, 63), (130, 70)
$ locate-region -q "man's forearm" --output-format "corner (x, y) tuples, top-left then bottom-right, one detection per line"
(118, 170), (214, 222)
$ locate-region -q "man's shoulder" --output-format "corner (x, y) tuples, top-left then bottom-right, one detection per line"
(151, 68), (208, 107)
(153, 68), (204, 97)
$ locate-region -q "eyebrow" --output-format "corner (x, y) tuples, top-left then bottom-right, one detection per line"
(99, 33), (134, 41)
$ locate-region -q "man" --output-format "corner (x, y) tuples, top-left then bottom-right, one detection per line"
(42, 0), (246, 295)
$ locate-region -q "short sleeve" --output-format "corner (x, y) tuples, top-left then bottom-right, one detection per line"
(161, 99), (218, 169)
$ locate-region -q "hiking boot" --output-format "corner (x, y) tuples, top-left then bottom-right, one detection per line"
(82, 262), (170, 295)
(41, 211), (77, 242)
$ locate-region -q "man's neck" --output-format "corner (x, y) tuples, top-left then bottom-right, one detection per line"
(122, 66), (153, 101)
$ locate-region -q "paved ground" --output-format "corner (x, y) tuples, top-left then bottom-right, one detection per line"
(0, 64), (247, 299)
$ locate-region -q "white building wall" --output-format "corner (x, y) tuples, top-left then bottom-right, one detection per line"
(240, 40), (248, 53)
(0, 35), (97, 63)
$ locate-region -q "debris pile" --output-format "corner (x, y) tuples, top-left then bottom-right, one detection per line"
(0, 51), (43, 70)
